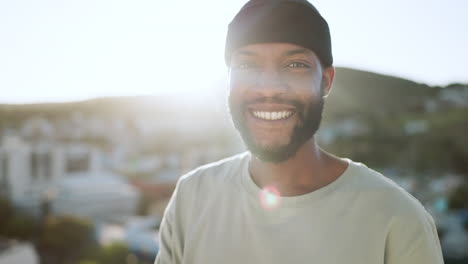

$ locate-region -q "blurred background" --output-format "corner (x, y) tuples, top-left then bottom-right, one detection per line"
(1, 0), (467, 263)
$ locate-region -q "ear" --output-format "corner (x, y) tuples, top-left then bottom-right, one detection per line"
(321, 66), (335, 98)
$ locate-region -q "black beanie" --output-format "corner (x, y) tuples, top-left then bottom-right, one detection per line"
(225, 0), (332, 67)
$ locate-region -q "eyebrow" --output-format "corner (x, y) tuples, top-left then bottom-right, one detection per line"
(284, 48), (313, 57)
(233, 47), (313, 58)
(235, 50), (257, 57)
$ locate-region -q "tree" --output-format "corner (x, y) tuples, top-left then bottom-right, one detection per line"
(0, 198), (14, 229)
(78, 243), (133, 264)
(38, 215), (98, 264)
(78, 261), (100, 264)
(0, 198), (39, 241)
(448, 183), (468, 210)
(97, 243), (132, 264)
(2, 213), (39, 240)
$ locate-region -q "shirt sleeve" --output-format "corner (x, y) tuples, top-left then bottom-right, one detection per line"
(154, 180), (185, 264)
(385, 209), (444, 264)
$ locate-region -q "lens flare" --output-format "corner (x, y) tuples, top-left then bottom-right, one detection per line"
(259, 186), (281, 210)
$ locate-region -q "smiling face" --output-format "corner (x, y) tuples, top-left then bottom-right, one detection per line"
(228, 43), (334, 163)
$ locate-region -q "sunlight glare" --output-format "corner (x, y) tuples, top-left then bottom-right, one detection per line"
(259, 186), (281, 210)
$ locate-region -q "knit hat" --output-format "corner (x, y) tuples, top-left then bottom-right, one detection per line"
(225, 0), (333, 67)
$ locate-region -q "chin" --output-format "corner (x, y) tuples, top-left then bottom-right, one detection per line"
(248, 140), (301, 163)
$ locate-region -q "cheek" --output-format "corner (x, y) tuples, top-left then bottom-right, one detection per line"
(228, 74), (251, 100)
(282, 71), (317, 85)
(227, 81), (244, 111)
(229, 71), (258, 89)
(282, 73), (322, 95)
(227, 81), (241, 102)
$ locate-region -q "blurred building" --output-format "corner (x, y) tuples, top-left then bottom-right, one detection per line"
(52, 171), (139, 222)
(0, 135), (138, 221)
(0, 239), (39, 264)
(318, 118), (370, 145)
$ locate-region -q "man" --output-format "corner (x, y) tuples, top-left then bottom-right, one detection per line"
(155, 0), (444, 263)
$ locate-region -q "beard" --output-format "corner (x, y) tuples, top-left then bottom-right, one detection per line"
(228, 93), (324, 163)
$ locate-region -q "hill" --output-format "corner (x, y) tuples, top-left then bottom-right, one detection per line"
(1, 67), (467, 176)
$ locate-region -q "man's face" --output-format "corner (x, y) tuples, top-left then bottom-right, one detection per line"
(228, 43), (327, 163)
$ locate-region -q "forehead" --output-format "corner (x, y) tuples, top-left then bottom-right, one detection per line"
(232, 42), (318, 59)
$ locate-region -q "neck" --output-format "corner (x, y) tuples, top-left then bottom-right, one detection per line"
(248, 137), (347, 196)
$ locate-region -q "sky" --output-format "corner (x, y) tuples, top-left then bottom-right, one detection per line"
(1, 0), (467, 104)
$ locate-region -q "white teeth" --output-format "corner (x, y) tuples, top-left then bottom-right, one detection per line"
(252, 111), (293, 120)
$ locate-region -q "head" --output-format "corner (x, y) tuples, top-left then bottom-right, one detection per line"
(225, 0), (335, 163)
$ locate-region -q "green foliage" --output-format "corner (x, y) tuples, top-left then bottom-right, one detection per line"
(78, 261), (100, 264)
(38, 215), (98, 264)
(321, 70), (468, 177)
(0, 198), (39, 241)
(97, 243), (131, 264)
(2, 213), (39, 240)
(0, 198), (14, 227)
(79, 243), (132, 264)
(323, 67), (435, 120)
(0, 199), (134, 264)
(40, 215), (94, 249)
(448, 183), (468, 210)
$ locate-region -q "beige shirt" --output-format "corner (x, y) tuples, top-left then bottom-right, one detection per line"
(155, 152), (444, 264)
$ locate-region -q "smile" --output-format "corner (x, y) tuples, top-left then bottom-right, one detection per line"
(251, 110), (293, 121)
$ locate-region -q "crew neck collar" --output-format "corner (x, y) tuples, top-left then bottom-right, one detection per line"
(240, 152), (354, 208)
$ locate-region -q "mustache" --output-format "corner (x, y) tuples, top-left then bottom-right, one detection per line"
(243, 96), (305, 111)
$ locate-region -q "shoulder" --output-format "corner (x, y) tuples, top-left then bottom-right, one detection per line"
(346, 160), (438, 253)
(163, 152), (250, 221)
(346, 160), (432, 222)
(348, 161), (447, 262)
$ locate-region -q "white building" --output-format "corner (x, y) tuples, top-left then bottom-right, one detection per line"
(439, 85), (468, 107)
(52, 171), (139, 222)
(0, 240), (39, 264)
(0, 135), (138, 221)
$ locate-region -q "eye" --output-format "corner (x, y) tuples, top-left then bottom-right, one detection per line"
(233, 62), (256, 70)
(287, 62), (310, 68)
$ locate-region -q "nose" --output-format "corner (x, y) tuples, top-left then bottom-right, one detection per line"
(250, 68), (287, 97)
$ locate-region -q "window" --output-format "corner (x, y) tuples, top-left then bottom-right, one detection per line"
(43, 153), (52, 180)
(0, 153), (9, 194)
(66, 153), (90, 173)
(31, 152), (39, 180)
